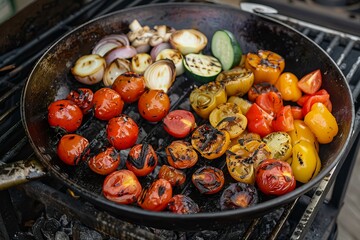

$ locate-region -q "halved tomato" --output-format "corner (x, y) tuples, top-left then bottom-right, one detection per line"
(138, 179), (173, 211)
(245, 103), (274, 137)
(297, 69), (322, 95)
(163, 110), (196, 138)
(272, 105), (294, 132)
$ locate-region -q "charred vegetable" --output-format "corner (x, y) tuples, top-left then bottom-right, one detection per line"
(184, 53), (222, 83)
(192, 166), (225, 194)
(71, 54), (106, 85)
(167, 195), (200, 214)
(126, 143), (158, 177)
(215, 67), (254, 97)
(169, 29), (207, 55)
(156, 48), (184, 76)
(131, 53), (153, 74)
(138, 179), (173, 211)
(158, 165), (186, 187)
(103, 58), (131, 86)
(262, 132), (292, 162)
(144, 59), (176, 93)
(220, 183), (258, 210)
(166, 140), (198, 169)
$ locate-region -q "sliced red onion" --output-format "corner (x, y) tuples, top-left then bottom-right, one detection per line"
(135, 44), (151, 53)
(103, 58), (131, 86)
(144, 59), (176, 93)
(104, 46), (137, 65)
(150, 42), (172, 61)
(92, 34), (130, 56)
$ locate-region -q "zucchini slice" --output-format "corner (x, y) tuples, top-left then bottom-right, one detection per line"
(211, 30), (242, 71)
(183, 53), (222, 84)
(263, 132), (292, 161)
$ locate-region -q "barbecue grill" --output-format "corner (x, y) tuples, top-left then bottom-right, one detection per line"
(0, 0), (359, 239)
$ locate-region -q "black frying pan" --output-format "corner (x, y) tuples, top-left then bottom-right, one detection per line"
(19, 3), (354, 230)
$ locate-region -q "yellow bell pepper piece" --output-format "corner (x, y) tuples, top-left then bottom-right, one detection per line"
(304, 102), (338, 144)
(288, 120), (319, 152)
(275, 72), (302, 102)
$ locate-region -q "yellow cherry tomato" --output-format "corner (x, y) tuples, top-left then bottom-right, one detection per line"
(291, 140), (320, 183)
(304, 102), (338, 144)
(215, 67), (254, 97)
(275, 72), (302, 102)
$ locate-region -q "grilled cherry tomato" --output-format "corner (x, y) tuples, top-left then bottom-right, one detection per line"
(163, 110), (196, 138)
(247, 82), (279, 102)
(255, 91), (283, 117)
(93, 88), (124, 120)
(106, 114), (139, 150)
(256, 159), (296, 196)
(66, 88), (94, 114)
(88, 147), (120, 175)
(272, 105), (294, 132)
(291, 106), (303, 120)
(57, 134), (89, 165)
(297, 69), (322, 95)
(102, 170), (142, 204)
(220, 183), (259, 210)
(192, 166), (225, 194)
(246, 103), (274, 137)
(275, 72), (302, 102)
(167, 194), (200, 214)
(191, 124), (230, 160)
(48, 99), (83, 133)
(158, 165), (186, 187)
(298, 89), (332, 116)
(126, 143), (158, 177)
(138, 179), (173, 211)
(138, 89), (170, 122)
(165, 140), (198, 169)
(245, 50), (285, 85)
(112, 72), (146, 103)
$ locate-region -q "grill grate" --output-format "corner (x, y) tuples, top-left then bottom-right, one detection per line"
(0, 1), (360, 239)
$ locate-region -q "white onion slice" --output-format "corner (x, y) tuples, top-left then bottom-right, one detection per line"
(169, 29), (207, 55)
(144, 59), (176, 93)
(71, 54), (106, 85)
(92, 34), (129, 56)
(103, 58), (131, 86)
(156, 49), (184, 76)
(104, 46), (137, 65)
(131, 53), (153, 74)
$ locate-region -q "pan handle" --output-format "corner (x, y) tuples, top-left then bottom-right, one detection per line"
(0, 158), (48, 190)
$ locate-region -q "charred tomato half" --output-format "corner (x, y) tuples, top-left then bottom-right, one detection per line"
(220, 182), (259, 210)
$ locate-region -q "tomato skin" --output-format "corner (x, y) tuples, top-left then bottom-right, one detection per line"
(245, 103), (274, 137)
(88, 147), (120, 175)
(247, 82), (279, 102)
(297, 69), (322, 94)
(163, 110), (196, 138)
(256, 159), (296, 196)
(166, 140), (198, 169)
(57, 134), (89, 165)
(158, 165), (186, 187)
(272, 105), (294, 132)
(255, 91), (283, 116)
(167, 194), (200, 214)
(102, 170), (142, 204)
(291, 106), (303, 120)
(48, 99), (83, 132)
(138, 89), (170, 122)
(106, 115), (139, 150)
(66, 88), (94, 114)
(192, 166), (225, 194)
(112, 72), (146, 103)
(93, 88), (124, 120)
(138, 179), (173, 211)
(126, 143), (158, 177)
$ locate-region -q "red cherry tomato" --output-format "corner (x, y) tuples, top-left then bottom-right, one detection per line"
(106, 114), (139, 150)
(246, 103), (274, 137)
(102, 170), (142, 204)
(255, 91), (283, 116)
(297, 69), (322, 95)
(192, 166), (225, 194)
(112, 72), (146, 103)
(165, 140), (198, 169)
(299, 89), (332, 116)
(163, 110), (196, 138)
(48, 99), (83, 132)
(57, 134), (89, 165)
(272, 105), (294, 132)
(291, 106), (303, 120)
(167, 194), (200, 214)
(126, 143), (158, 177)
(66, 88), (94, 114)
(138, 89), (170, 122)
(88, 147), (120, 175)
(93, 88), (124, 120)
(247, 82), (279, 102)
(255, 159), (296, 196)
(158, 165), (186, 187)
(138, 179), (173, 211)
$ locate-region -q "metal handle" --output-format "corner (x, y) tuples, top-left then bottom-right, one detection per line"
(0, 158), (47, 190)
